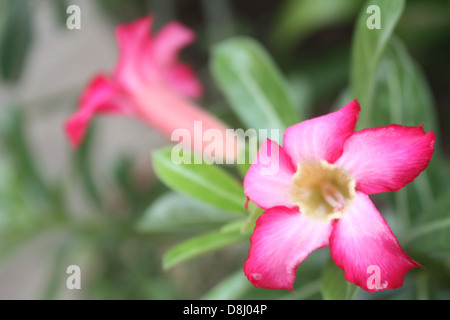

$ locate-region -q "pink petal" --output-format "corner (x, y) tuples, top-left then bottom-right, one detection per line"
(283, 100), (360, 165)
(244, 206), (332, 291)
(66, 17), (212, 153)
(114, 16), (154, 90)
(114, 17), (202, 99)
(151, 21), (195, 68)
(65, 75), (135, 148)
(329, 192), (421, 292)
(335, 125), (436, 194)
(164, 63), (203, 99)
(243, 139), (296, 210)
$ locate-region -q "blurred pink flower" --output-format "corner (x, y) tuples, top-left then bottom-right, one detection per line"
(243, 100), (435, 292)
(65, 16), (234, 160)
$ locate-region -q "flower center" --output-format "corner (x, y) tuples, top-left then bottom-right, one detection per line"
(290, 160), (355, 222)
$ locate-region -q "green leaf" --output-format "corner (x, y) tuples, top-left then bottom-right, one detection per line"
(201, 270), (253, 300)
(162, 229), (249, 270)
(236, 150), (251, 178)
(350, 0), (405, 127)
(211, 37), (299, 138)
(272, 0), (359, 52)
(1, 107), (49, 200)
(0, 0), (33, 83)
(152, 147), (247, 214)
(279, 280), (322, 300)
(404, 189), (450, 253)
(136, 192), (240, 233)
(321, 258), (359, 300)
(373, 38), (438, 132)
(73, 121), (103, 210)
(290, 47), (349, 108)
(372, 37), (448, 223)
(0, 159), (60, 261)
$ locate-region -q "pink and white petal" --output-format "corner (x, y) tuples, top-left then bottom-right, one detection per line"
(244, 139), (296, 210)
(245, 206), (332, 291)
(114, 16), (153, 89)
(335, 125), (436, 194)
(65, 75), (136, 148)
(283, 100), (360, 165)
(329, 192), (421, 292)
(152, 21), (195, 68)
(164, 63), (203, 99)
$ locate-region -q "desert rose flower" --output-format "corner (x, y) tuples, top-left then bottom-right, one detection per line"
(65, 16), (235, 161)
(243, 100), (435, 292)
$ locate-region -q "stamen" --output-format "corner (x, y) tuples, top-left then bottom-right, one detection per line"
(321, 181), (345, 212)
(290, 160), (355, 222)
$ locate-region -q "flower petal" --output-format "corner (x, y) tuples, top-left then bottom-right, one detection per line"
(152, 21), (195, 68)
(244, 206), (332, 291)
(283, 99), (360, 165)
(335, 125), (436, 194)
(329, 192), (421, 292)
(114, 16), (153, 90)
(164, 63), (203, 99)
(114, 17), (201, 99)
(244, 139), (296, 209)
(65, 75), (135, 148)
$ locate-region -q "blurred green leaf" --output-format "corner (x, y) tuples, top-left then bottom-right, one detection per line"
(162, 229), (248, 270)
(0, 0), (33, 83)
(41, 240), (73, 300)
(0, 160), (38, 232)
(321, 258), (359, 300)
(136, 192), (240, 233)
(73, 122), (103, 210)
(1, 107), (49, 200)
(211, 37), (299, 139)
(152, 147), (247, 214)
(201, 0), (235, 45)
(372, 37), (449, 223)
(351, 0), (405, 128)
(236, 144), (252, 178)
(279, 279), (322, 300)
(396, 1), (450, 55)
(288, 46), (350, 111)
(51, 0), (69, 26)
(0, 108), (66, 260)
(201, 270), (252, 300)
(272, 0), (359, 52)
(404, 189), (450, 253)
(373, 38), (438, 132)
(0, 159), (59, 260)
(96, 0), (150, 23)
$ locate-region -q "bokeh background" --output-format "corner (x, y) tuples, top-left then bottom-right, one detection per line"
(0, 0), (449, 299)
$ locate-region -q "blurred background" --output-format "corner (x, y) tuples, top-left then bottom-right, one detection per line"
(0, 0), (449, 299)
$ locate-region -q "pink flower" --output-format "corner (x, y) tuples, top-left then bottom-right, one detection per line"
(243, 100), (435, 292)
(65, 16), (234, 160)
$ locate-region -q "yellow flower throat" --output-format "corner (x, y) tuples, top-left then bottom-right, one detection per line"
(290, 160), (356, 222)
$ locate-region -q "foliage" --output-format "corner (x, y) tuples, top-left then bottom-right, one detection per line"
(0, 0), (449, 300)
